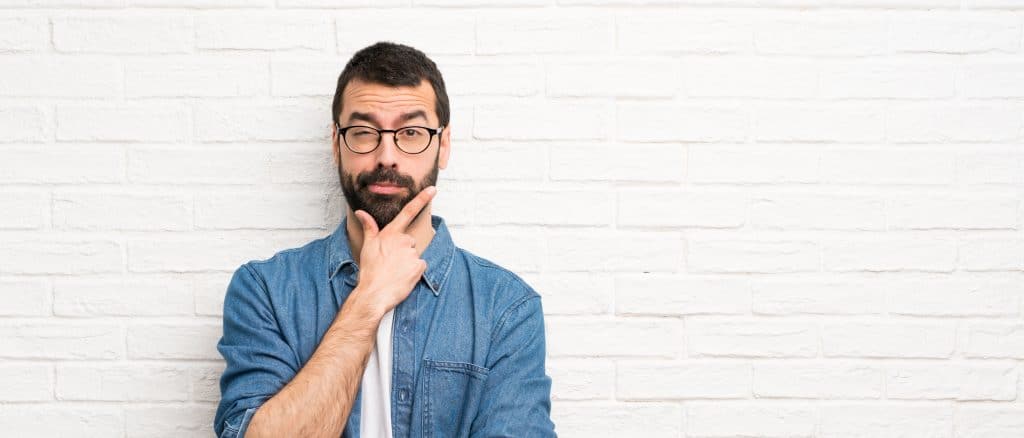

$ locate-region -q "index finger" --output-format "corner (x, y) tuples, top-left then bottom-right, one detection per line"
(383, 185), (437, 233)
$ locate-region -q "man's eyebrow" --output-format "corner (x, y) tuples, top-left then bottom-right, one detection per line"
(347, 110), (429, 126)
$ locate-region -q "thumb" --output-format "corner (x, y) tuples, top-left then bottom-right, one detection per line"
(354, 210), (379, 237)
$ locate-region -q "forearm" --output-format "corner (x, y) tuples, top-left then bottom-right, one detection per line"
(245, 288), (384, 438)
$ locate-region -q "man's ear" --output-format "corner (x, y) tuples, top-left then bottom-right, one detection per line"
(331, 123), (340, 166)
(438, 123), (451, 170)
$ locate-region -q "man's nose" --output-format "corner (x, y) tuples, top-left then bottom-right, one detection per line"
(374, 133), (400, 168)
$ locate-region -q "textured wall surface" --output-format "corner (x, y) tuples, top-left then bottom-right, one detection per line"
(1, 1), (1023, 437)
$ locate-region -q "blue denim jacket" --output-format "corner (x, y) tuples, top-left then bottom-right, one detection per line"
(214, 214), (556, 437)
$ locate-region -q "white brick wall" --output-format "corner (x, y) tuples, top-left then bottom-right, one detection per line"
(1, 1), (1022, 437)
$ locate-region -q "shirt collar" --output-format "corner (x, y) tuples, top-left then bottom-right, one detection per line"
(325, 214), (455, 297)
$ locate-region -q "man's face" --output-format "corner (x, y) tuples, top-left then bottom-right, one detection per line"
(333, 78), (450, 228)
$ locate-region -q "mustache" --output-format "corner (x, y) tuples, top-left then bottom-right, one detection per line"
(357, 168), (415, 190)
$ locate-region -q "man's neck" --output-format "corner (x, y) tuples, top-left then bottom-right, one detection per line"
(346, 208), (435, 266)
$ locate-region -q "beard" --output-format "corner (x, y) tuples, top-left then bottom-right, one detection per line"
(339, 149), (439, 229)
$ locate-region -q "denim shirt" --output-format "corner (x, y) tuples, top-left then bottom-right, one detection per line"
(214, 214), (556, 438)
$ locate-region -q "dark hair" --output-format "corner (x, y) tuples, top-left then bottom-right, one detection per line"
(331, 41), (450, 128)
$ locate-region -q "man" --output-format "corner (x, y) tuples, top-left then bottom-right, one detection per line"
(213, 41), (557, 438)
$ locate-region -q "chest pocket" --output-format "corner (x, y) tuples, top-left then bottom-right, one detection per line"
(422, 358), (490, 438)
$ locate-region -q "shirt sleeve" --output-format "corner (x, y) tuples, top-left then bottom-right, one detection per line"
(213, 263), (300, 438)
(470, 290), (558, 437)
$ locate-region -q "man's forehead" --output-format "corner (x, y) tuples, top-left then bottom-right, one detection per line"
(342, 79), (435, 123)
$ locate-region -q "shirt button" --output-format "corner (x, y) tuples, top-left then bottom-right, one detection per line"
(398, 389), (408, 401)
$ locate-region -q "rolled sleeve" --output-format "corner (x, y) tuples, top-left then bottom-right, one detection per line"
(214, 263), (300, 438)
(471, 291), (557, 437)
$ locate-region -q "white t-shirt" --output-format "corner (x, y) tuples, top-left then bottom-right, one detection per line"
(360, 307), (395, 437)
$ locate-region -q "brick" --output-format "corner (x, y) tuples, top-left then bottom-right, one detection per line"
(53, 15), (193, 53)
(890, 12), (1020, 54)
(57, 104), (190, 142)
(440, 60), (541, 97)
(550, 143), (685, 183)
(688, 317), (818, 358)
(454, 230), (545, 273)
(195, 190), (327, 229)
(820, 147), (954, 185)
(956, 406), (1024, 438)
(886, 195), (1018, 230)
(619, 190), (745, 228)
(957, 150), (1023, 185)
(129, 146), (271, 184)
(53, 191), (192, 231)
(547, 359), (614, 400)
(527, 273), (613, 315)
(681, 57), (816, 98)
(618, 12), (752, 54)
(127, 322), (221, 359)
(0, 364), (52, 401)
(754, 104), (884, 143)
(821, 404), (952, 438)
(443, 143), (546, 181)
(0, 322), (122, 359)
(753, 362), (882, 399)
(0, 105), (50, 143)
(616, 275), (749, 316)
(0, 192), (46, 229)
(0, 17), (49, 51)
(53, 277), (194, 317)
(190, 364), (224, 401)
(477, 12), (613, 54)
(751, 194), (884, 230)
(688, 145), (818, 184)
(126, 405), (218, 438)
(823, 238), (957, 272)
(618, 103), (747, 142)
(819, 60), (956, 98)
(886, 363), (1017, 400)
(548, 58), (676, 97)
(268, 145), (338, 184)
(547, 316), (683, 358)
(963, 322), (1024, 359)
(687, 240), (819, 274)
(617, 361), (750, 399)
(126, 55), (269, 97)
(475, 102), (609, 141)
(958, 238), (1024, 271)
(336, 10), (474, 55)
(0, 279), (50, 316)
(270, 56), (349, 97)
(194, 273), (232, 316)
(0, 406), (122, 438)
(281, 0), (402, 6)
(752, 277), (886, 315)
(887, 104), (1021, 143)
(128, 233), (310, 272)
(0, 239), (122, 275)
(0, 56), (122, 97)
(476, 190), (611, 226)
(0, 146), (123, 184)
(553, 403), (681, 437)
(688, 402), (816, 437)
(547, 232), (683, 272)
(195, 102), (326, 142)
(755, 14), (887, 55)
(822, 320), (955, 358)
(964, 61), (1024, 97)
(131, 0), (269, 6)
(197, 13), (330, 51)
(57, 364), (191, 401)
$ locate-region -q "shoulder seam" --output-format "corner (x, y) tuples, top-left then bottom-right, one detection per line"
(490, 292), (541, 346)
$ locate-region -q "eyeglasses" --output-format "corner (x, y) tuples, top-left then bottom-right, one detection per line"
(335, 123), (445, 155)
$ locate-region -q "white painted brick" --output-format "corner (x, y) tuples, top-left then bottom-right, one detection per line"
(417, 0), (543, 5)
(822, 238), (957, 272)
(547, 232), (683, 272)
(956, 406), (1024, 438)
(195, 190), (327, 229)
(0, 191), (46, 229)
(526, 273), (613, 315)
(687, 402), (816, 437)
(958, 238), (1024, 271)
(753, 362), (882, 399)
(752, 277), (886, 315)
(195, 102), (326, 142)
(616, 274), (749, 316)
(617, 360), (750, 399)
(53, 15), (194, 53)
(196, 13), (330, 51)
(957, 150), (1024, 185)
(820, 148), (955, 185)
(887, 195), (1019, 230)
(452, 230), (544, 273)
(0, 55), (122, 97)
(618, 12), (752, 54)
(688, 145), (818, 184)
(618, 190), (746, 228)
(964, 61), (1024, 97)
(688, 317), (818, 358)
(57, 364), (191, 401)
(754, 104), (884, 143)
(57, 104), (190, 142)
(548, 359), (615, 400)
(336, 11), (474, 55)
(477, 12), (613, 54)
(53, 191), (192, 231)
(550, 143), (685, 183)
(475, 102), (608, 140)
(53, 277), (193, 317)
(268, 144), (337, 184)
(890, 12), (1021, 54)
(552, 403), (681, 438)
(681, 57), (817, 98)
(440, 60), (541, 97)
(0, 279), (50, 316)
(755, 14), (887, 56)
(547, 57), (676, 97)
(618, 103), (747, 142)
(270, 55), (348, 97)
(128, 233), (308, 272)
(0, 146), (123, 184)
(127, 322), (221, 359)
(129, 146), (271, 185)
(821, 0), (959, 7)
(194, 273), (231, 317)
(476, 190), (611, 226)
(126, 405), (217, 438)
(131, 0), (269, 6)
(822, 320), (955, 358)
(0, 239), (122, 275)
(0, 322), (122, 359)
(963, 322), (1024, 359)
(821, 404), (952, 438)
(442, 143), (546, 181)
(886, 363), (1017, 400)
(687, 240), (819, 274)
(0, 364), (52, 401)
(428, 188), (473, 226)
(887, 104), (1022, 143)
(190, 364), (224, 401)
(281, 0), (402, 6)
(751, 194), (884, 230)
(819, 60), (956, 98)
(0, 406), (122, 438)
(966, 0), (1024, 7)
(547, 316), (683, 358)
(0, 105), (50, 143)
(126, 56), (270, 97)
(0, 17), (49, 51)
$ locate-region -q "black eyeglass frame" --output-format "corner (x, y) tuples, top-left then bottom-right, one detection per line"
(335, 123), (445, 155)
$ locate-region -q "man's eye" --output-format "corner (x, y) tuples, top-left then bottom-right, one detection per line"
(402, 129), (421, 136)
